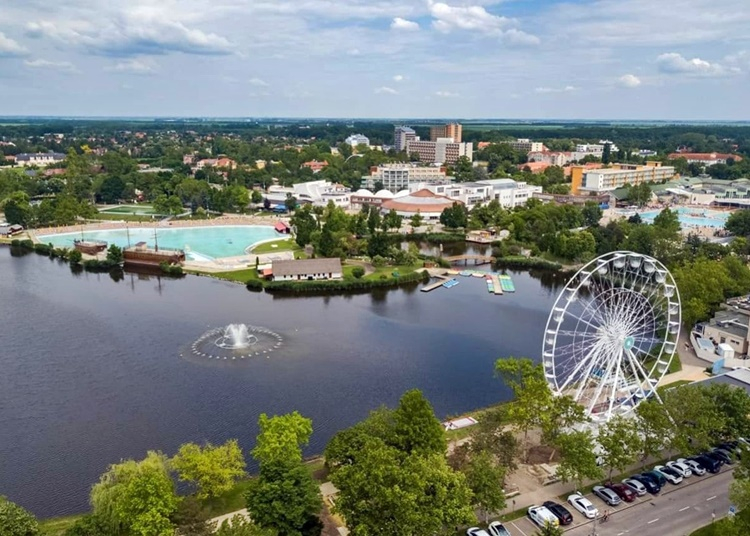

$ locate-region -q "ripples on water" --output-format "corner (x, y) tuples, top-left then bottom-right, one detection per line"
(0, 249), (560, 517)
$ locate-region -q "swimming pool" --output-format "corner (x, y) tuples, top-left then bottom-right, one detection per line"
(39, 225), (280, 260)
(638, 207), (730, 229)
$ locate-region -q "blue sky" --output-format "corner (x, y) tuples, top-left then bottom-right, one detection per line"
(0, 0), (748, 119)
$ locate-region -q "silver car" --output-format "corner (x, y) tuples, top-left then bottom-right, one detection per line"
(622, 478), (648, 496)
(593, 485), (622, 506)
(677, 458), (705, 476)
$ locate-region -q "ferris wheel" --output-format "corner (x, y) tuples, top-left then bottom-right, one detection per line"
(543, 251), (681, 423)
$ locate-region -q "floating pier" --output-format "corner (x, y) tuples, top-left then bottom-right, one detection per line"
(499, 274), (516, 292)
(490, 274), (504, 295)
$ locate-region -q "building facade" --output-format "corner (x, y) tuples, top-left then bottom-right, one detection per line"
(429, 123), (462, 143)
(15, 152), (66, 166)
(476, 179), (542, 208)
(496, 139), (545, 154)
(571, 162), (676, 194)
(364, 163), (450, 192)
(345, 134), (370, 147)
(413, 182), (492, 209)
(394, 126), (417, 151)
(406, 139), (473, 165)
(271, 258), (343, 281)
(668, 152), (743, 166)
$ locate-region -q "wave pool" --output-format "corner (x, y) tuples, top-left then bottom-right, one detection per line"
(39, 225), (280, 260)
(638, 207), (730, 229)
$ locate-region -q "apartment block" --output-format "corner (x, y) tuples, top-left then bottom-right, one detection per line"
(406, 138), (473, 165)
(364, 163), (450, 192)
(394, 126), (417, 151)
(429, 123), (462, 143)
(571, 162), (676, 194)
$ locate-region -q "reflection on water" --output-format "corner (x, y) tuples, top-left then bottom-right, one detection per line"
(0, 248), (563, 518)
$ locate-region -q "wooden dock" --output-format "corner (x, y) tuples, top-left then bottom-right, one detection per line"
(444, 254), (495, 266)
(490, 274), (503, 295)
(421, 275), (450, 292)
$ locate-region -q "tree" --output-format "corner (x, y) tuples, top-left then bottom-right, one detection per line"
(2, 191), (32, 227)
(535, 524), (564, 536)
(383, 209), (403, 231)
(730, 451), (750, 534)
(462, 451), (506, 523)
(331, 440), (474, 536)
(98, 175), (126, 204)
(367, 206), (381, 234)
(704, 383), (750, 440)
(251, 190), (263, 204)
(540, 395), (587, 454)
(726, 209), (750, 237)
(495, 357), (553, 460)
(581, 202), (603, 227)
(68, 249), (83, 265)
(0, 496), (39, 536)
(628, 182), (652, 207)
(392, 389), (446, 457)
(633, 400), (672, 467)
(602, 143), (612, 165)
(252, 412), (313, 465)
(597, 415), (639, 480)
(285, 195), (297, 212)
(440, 203), (468, 229)
(315, 223), (337, 258)
(215, 515), (274, 536)
(171, 496), (213, 536)
(245, 460), (322, 536)
(351, 266), (365, 279)
(554, 430), (603, 491)
(172, 440), (247, 499)
(662, 384), (725, 456)
(652, 207), (681, 240)
(324, 407), (396, 471)
(410, 211), (424, 229)
(90, 451), (178, 536)
(64, 515), (109, 536)
(106, 245), (123, 265)
(367, 232), (391, 259)
(290, 206), (318, 248)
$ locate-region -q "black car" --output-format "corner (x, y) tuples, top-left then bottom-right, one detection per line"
(631, 474), (661, 494)
(712, 448), (735, 465)
(689, 455), (721, 474)
(703, 451), (726, 467)
(643, 470), (667, 487)
(542, 501), (573, 526)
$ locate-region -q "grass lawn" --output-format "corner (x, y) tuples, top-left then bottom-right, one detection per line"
(690, 517), (734, 535)
(99, 205), (160, 215)
(39, 515), (83, 536)
(202, 268), (260, 283)
(249, 237), (302, 255)
(89, 212), (161, 222)
(200, 479), (255, 518)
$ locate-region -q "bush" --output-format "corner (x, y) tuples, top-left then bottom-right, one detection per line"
(264, 270), (430, 294)
(351, 266), (365, 279)
(494, 256), (561, 271)
(371, 255), (387, 268)
(245, 279), (264, 291)
(159, 262), (184, 276)
(83, 259), (119, 272)
(33, 243), (53, 256)
(68, 249), (83, 265)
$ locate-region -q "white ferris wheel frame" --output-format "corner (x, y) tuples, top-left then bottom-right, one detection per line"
(542, 251), (681, 423)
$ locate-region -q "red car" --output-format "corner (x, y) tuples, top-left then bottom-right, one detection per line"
(607, 482), (636, 502)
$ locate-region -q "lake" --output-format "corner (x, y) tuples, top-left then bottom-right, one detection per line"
(0, 248), (563, 518)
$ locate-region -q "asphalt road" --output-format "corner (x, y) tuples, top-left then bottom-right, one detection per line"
(561, 469), (734, 536)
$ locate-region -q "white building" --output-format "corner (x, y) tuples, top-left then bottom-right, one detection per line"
(15, 152), (66, 166)
(499, 139), (545, 153)
(272, 258), (343, 281)
(394, 126), (417, 151)
(364, 163), (451, 193)
(579, 163), (676, 193)
(410, 182), (492, 209)
(266, 180), (351, 208)
(476, 178), (543, 208)
(528, 151), (573, 166)
(344, 134), (370, 147)
(406, 138), (473, 165)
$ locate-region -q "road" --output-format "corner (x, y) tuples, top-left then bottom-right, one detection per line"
(562, 469), (733, 536)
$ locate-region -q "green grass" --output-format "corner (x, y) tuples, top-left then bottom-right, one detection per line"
(39, 514), (83, 536)
(249, 238), (302, 255)
(99, 205), (160, 215)
(201, 268), (260, 283)
(89, 212), (161, 222)
(200, 479), (255, 518)
(690, 517), (734, 535)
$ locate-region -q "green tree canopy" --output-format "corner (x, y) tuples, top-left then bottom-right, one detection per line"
(726, 209), (750, 237)
(252, 412), (313, 466)
(172, 440), (247, 499)
(392, 389), (447, 457)
(0, 496), (39, 536)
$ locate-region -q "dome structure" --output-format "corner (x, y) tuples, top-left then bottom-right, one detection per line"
(375, 189), (395, 199)
(380, 189), (460, 220)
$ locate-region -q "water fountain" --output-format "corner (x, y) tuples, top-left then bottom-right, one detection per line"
(188, 323), (284, 362)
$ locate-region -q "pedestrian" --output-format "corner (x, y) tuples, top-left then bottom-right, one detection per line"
(712, 510), (716, 523)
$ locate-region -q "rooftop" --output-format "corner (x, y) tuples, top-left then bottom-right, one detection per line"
(272, 258), (342, 277)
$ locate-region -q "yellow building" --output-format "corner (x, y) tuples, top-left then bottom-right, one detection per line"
(571, 162), (676, 194)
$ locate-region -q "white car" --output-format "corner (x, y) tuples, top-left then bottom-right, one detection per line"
(622, 478), (648, 496)
(487, 521), (512, 536)
(654, 465), (683, 484)
(677, 458), (706, 476)
(528, 505), (560, 528)
(567, 493), (599, 519)
(467, 528), (491, 536)
(667, 460), (693, 478)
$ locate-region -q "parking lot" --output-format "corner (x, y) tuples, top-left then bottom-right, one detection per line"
(498, 466), (734, 536)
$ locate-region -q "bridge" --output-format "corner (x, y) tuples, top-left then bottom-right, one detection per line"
(443, 254), (495, 266)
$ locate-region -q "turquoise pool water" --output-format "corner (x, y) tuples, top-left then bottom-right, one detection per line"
(39, 226), (280, 260)
(639, 207), (730, 229)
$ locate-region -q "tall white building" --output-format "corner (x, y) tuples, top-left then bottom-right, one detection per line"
(364, 163), (451, 192)
(411, 181), (492, 209)
(394, 126), (417, 151)
(15, 152), (66, 166)
(476, 178), (543, 208)
(496, 139), (545, 153)
(406, 138), (473, 165)
(345, 134), (370, 147)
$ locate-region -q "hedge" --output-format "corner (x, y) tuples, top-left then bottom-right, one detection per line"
(262, 270), (430, 293)
(403, 232), (465, 244)
(494, 256), (562, 271)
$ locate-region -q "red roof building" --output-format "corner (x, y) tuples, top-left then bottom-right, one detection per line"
(302, 160), (329, 173)
(668, 152), (742, 166)
(274, 221), (291, 234)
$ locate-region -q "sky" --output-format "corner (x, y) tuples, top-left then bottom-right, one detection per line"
(0, 0), (749, 120)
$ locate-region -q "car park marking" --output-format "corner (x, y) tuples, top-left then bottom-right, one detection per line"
(647, 518), (660, 524)
(510, 521), (528, 536)
(706, 495), (717, 501)
(679, 506), (691, 512)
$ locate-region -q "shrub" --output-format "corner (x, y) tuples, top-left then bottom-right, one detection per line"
(494, 256), (561, 271)
(351, 266), (365, 279)
(245, 279), (264, 291)
(371, 255), (387, 268)
(33, 243), (53, 256)
(159, 262), (184, 276)
(68, 249), (83, 265)
(264, 270), (430, 294)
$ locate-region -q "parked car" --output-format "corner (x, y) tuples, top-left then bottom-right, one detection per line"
(542, 501), (573, 526)
(467, 528), (491, 536)
(631, 473), (662, 494)
(487, 521), (512, 536)
(593, 485), (622, 506)
(677, 458), (706, 476)
(568, 493), (599, 519)
(712, 448), (735, 465)
(717, 441), (740, 452)
(621, 478), (648, 496)
(689, 454), (721, 474)
(642, 470), (667, 487)
(666, 460), (693, 478)
(607, 482), (636, 502)
(654, 465), (683, 485)
(528, 505), (560, 528)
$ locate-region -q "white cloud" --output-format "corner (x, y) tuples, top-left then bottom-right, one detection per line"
(428, 2), (538, 45)
(24, 58), (76, 72)
(435, 90), (459, 97)
(656, 52), (735, 76)
(375, 86), (398, 94)
(109, 58), (157, 74)
(534, 85), (577, 94)
(391, 17), (419, 31)
(249, 77), (269, 87)
(393, 74), (404, 82)
(618, 74), (642, 88)
(0, 32), (28, 57)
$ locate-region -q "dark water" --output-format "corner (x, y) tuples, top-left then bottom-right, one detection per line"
(0, 250), (562, 518)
